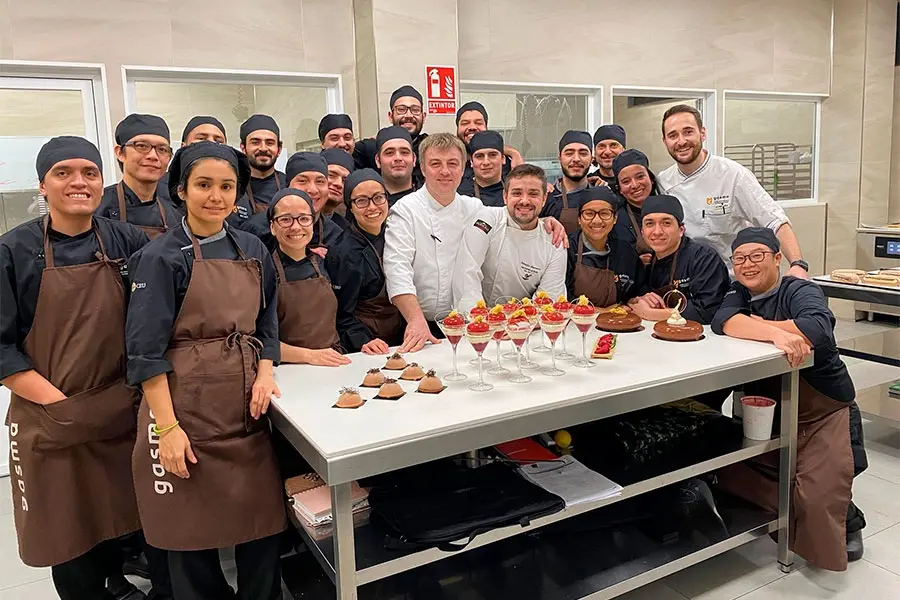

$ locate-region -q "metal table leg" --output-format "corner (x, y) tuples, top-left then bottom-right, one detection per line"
(777, 370), (799, 573)
(332, 483), (358, 599)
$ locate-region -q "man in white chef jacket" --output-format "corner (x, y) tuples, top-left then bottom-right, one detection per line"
(384, 133), (567, 352)
(452, 164), (567, 312)
(656, 105), (810, 279)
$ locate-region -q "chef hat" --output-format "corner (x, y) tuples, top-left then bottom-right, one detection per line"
(267, 188), (315, 222)
(181, 116), (226, 143)
(286, 151), (328, 185)
(318, 114), (353, 142)
(343, 168), (386, 205)
(593, 124), (626, 147)
(321, 148), (355, 173)
(732, 227), (780, 253)
(375, 125), (413, 153)
(390, 85), (423, 108)
(641, 194), (684, 225)
(240, 114), (280, 143)
(558, 130), (593, 153)
(578, 185), (620, 213)
(36, 136), (103, 182)
(456, 101), (488, 125)
(115, 113), (170, 145)
(612, 149), (650, 179)
(467, 130), (504, 154)
(167, 141), (249, 200)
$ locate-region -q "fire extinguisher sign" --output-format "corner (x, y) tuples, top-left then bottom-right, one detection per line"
(425, 66), (457, 115)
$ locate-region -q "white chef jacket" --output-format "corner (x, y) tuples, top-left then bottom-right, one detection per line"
(384, 187), (501, 321)
(657, 153), (789, 267)
(452, 208), (567, 312)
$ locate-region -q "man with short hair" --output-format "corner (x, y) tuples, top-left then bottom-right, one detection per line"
(452, 163), (566, 310)
(456, 101), (522, 185)
(657, 104), (808, 279)
(181, 116), (226, 145)
(229, 114), (285, 226)
(712, 226), (867, 570)
(319, 113), (355, 155)
(321, 147), (355, 229)
(589, 124), (626, 186)
(630, 195), (729, 325)
(95, 114), (179, 240)
(384, 133), (567, 352)
(457, 130), (506, 207)
(540, 130), (595, 234)
(374, 125), (418, 206)
(354, 85), (428, 185)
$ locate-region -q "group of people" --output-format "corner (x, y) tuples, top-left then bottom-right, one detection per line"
(0, 82), (867, 600)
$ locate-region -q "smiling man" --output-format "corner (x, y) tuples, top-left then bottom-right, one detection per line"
(229, 114), (285, 226)
(541, 130), (596, 234)
(453, 164), (566, 310)
(374, 125), (418, 205)
(318, 113), (356, 156)
(657, 105), (808, 278)
(457, 130), (506, 206)
(589, 124), (626, 186)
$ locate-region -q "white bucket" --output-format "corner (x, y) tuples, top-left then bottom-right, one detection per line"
(741, 396), (777, 441)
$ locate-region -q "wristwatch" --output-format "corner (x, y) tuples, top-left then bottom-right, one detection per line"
(790, 259), (809, 272)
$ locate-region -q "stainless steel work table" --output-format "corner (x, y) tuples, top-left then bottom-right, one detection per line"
(271, 323), (804, 600)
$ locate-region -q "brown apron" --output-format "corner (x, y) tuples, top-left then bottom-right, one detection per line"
(558, 183), (580, 235)
(717, 379), (853, 571)
(624, 201), (652, 256)
(351, 226), (405, 347)
(8, 216), (141, 567)
(274, 250), (341, 351)
(132, 229), (286, 550)
(474, 180), (481, 200)
(117, 181), (169, 240)
(649, 247), (679, 298)
(248, 172), (282, 214)
(572, 233), (618, 308)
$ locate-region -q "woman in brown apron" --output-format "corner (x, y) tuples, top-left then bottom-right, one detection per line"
(611, 149), (658, 265)
(333, 169), (406, 353)
(1, 136), (155, 598)
(126, 141), (286, 599)
(266, 187), (350, 367)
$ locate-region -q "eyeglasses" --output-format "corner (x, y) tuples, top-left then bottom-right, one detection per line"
(392, 104), (423, 116)
(731, 251), (774, 266)
(351, 193), (388, 209)
(581, 209), (615, 221)
(125, 141), (173, 158)
(273, 214), (314, 228)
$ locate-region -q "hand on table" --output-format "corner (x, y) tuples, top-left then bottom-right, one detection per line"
(160, 426), (197, 479)
(771, 330), (811, 368)
(251, 371), (280, 418)
(305, 348), (352, 367)
(640, 292), (665, 309)
(361, 338), (391, 355)
(398, 320), (440, 353)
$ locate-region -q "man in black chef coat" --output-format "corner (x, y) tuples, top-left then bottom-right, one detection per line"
(374, 125), (417, 206)
(456, 130), (506, 207)
(353, 85), (428, 185)
(455, 101), (522, 186)
(589, 124), (626, 187)
(229, 114), (285, 226)
(712, 226), (868, 564)
(631, 194), (729, 325)
(319, 113), (355, 156)
(540, 130), (595, 232)
(321, 147), (355, 230)
(181, 115), (226, 145)
(95, 114), (179, 237)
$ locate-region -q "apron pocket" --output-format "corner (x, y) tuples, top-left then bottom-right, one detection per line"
(37, 378), (138, 451)
(170, 373), (250, 444)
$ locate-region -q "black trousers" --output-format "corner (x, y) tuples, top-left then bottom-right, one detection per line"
(108, 531), (174, 599)
(168, 534), (282, 600)
(52, 539), (120, 600)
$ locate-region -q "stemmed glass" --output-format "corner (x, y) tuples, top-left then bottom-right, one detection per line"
(505, 312), (533, 383)
(553, 296), (575, 360)
(570, 298), (600, 368)
(467, 301), (492, 367)
(486, 306), (510, 376)
(436, 310), (467, 381)
(521, 301), (541, 370)
(539, 308), (568, 377)
(497, 296), (520, 360)
(466, 317), (494, 392)
(531, 292), (553, 353)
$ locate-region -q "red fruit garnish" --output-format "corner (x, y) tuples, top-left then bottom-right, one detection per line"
(534, 291), (552, 306)
(443, 310), (464, 327)
(487, 311), (507, 324)
(574, 304), (595, 316)
(522, 305), (537, 316)
(541, 311), (565, 323)
(553, 296), (572, 311)
(467, 318), (490, 334)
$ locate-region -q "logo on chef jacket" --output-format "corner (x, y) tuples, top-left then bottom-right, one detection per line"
(233, 205), (250, 220)
(473, 219), (492, 234)
(520, 262), (540, 280)
(131, 281), (147, 292)
(674, 278), (691, 290)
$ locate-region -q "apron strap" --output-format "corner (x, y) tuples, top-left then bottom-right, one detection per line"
(649, 243), (681, 289)
(183, 221), (247, 261)
(116, 182), (127, 222)
(474, 181), (481, 199)
(351, 224), (385, 269)
(576, 232), (585, 263)
(317, 218), (324, 243)
(560, 183), (568, 210)
(272, 249), (287, 283)
(156, 197), (168, 228)
(309, 253), (324, 278)
(42, 215), (109, 268)
(625, 202), (647, 250)
(274, 172), (282, 190)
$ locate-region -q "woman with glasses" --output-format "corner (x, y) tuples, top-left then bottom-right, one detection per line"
(96, 114), (180, 239)
(125, 141), (285, 600)
(268, 188), (348, 366)
(333, 169), (406, 354)
(566, 186), (647, 308)
(611, 149), (659, 265)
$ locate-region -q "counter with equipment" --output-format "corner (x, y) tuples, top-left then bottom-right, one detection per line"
(270, 320), (806, 600)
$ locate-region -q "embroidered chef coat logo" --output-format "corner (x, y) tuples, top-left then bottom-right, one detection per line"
(131, 282), (147, 292)
(674, 278), (691, 289)
(234, 205), (250, 220)
(473, 219), (492, 234)
(520, 262), (540, 280)
(705, 197), (713, 205)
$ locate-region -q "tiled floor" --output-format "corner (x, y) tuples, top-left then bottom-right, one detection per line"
(0, 425), (898, 599)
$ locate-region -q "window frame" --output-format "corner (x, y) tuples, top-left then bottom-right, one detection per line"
(722, 90), (823, 204)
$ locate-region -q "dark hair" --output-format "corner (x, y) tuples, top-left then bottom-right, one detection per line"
(503, 163), (547, 191)
(661, 104), (703, 135)
(613, 165), (660, 198)
(177, 157), (237, 200)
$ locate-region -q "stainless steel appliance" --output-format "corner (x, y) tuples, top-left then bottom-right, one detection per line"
(856, 227), (900, 318)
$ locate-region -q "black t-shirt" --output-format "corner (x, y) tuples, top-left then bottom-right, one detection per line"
(711, 277), (855, 402)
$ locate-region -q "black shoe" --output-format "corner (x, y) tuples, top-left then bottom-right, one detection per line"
(847, 528), (865, 562)
(107, 576), (147, 600)
(123, 553), (152, 580)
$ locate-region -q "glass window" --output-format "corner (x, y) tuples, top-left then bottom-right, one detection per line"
(132, 81), (331, 171)
(724, 97), (817, 201)
(459, 90), (589, 180)
(612, 96), (706, 175)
